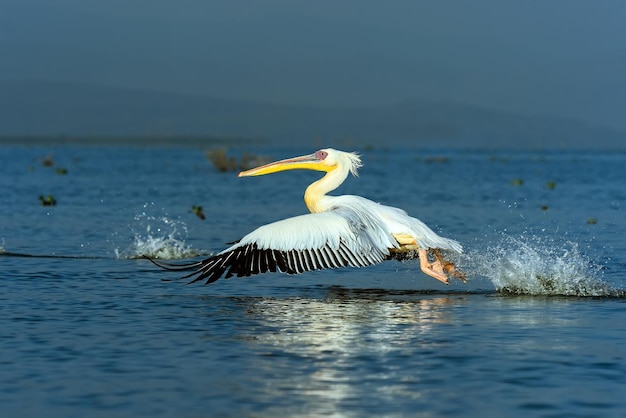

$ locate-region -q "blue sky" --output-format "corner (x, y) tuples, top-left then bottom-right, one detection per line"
(1, 0), (625, 130)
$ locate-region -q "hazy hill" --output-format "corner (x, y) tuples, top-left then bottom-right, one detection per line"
(1, 80), (624, 149)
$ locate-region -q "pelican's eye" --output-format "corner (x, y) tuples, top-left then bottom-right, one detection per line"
(315, 150), (328, 160)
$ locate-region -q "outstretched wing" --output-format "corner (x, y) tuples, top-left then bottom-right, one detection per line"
(163, 206), (398, 285)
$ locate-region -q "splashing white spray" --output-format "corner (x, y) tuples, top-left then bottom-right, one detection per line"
(465, 234), (617, 296)
(115, 210), (202, 260)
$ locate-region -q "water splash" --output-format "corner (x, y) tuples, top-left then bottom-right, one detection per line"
(466, 234), (620, 297)
(115, 210), (202, 260)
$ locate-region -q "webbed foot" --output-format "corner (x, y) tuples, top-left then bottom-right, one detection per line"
(432, 249), (467, 283)
(418, 248), (449, 285)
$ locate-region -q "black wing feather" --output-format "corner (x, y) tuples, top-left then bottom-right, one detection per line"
(149, 206), (395, 285)
(153, 241), (370, 285)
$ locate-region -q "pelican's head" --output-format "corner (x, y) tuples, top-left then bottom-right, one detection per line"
(238, 148), (362, 177)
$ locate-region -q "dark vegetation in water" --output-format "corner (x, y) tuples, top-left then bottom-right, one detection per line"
(205, 148), (271, 172)
(37, 153), (69, 174)
(35, 154), (66, 206)
(41, 154), (54, 167)
(495, 156), (597, 223)
(191, 205), (206, 220)
(39, 195), (57, 206)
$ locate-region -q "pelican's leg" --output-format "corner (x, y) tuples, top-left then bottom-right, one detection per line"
(432, 249), (467, 283)
(418, 248), (449, 285)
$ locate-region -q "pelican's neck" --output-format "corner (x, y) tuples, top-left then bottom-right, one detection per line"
(304, 166), (349, 213)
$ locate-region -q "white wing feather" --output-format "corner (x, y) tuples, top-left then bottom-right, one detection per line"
(170, 195), (460, 285)
(331, 196), (463, 253)
(181, 204), (399, 284)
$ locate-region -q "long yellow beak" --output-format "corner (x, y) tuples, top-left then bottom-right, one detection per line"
(238, 153), (332, 177)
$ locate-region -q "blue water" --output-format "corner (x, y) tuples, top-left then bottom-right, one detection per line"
(1, 142), (625, 417)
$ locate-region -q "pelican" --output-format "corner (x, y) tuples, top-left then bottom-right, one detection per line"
(151, 148), (465, 285)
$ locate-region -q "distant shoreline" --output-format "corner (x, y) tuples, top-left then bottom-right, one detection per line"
(3, 81), (625, 151)
(0, 135), (263, 147)
(1, 135), (624, 153)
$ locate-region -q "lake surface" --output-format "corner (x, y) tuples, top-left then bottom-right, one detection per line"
(1, 142), (625, 417)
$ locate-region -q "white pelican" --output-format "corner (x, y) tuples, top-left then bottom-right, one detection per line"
(151, 148), (465, 285)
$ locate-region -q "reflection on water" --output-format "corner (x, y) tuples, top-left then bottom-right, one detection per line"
(240, 290), (459, 415)
(249, 290), (454, 351)
(2, 259), (625, 417)
(184, 287), (626, 416)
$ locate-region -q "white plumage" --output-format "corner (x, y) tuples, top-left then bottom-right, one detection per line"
(152, 148), (465, 285)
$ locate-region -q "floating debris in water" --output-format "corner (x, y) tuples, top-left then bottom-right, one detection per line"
(510, 178), (524, 186)
(206, 148), (271, 172)
(240, 152), (272, 171)
(191, 205), (206, 220)
(37, 155), (69, 174)
(586, 217), (598, 225)
(206, 148), (236, 172)
(546, 181), (556, 190)
(39, 195), (57, 206)
(540, 205), (549, 211)
(41, 155), (54, 167)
